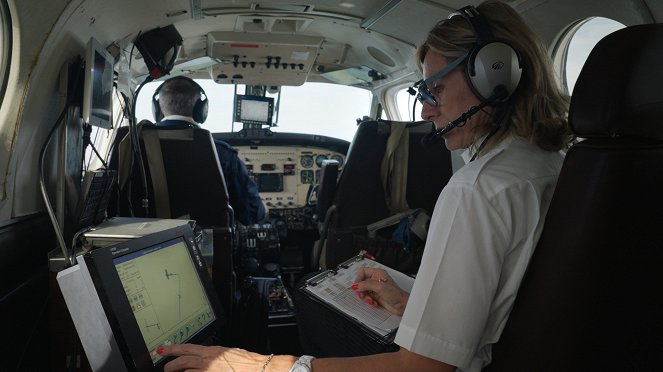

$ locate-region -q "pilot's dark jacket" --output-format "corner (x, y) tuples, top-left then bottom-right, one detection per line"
(157, 119), (265, 225)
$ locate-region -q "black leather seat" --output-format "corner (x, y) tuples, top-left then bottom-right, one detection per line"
(297, 119), (453, 357)
(109, 124), (231, 226)
(319, 120), (453, 271)
(485, 24), (663, 371)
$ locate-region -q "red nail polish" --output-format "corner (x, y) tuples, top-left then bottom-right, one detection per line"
(363, 252), (376, 260)
(156, 347), (164, 355)
(351, 283), (358, 290)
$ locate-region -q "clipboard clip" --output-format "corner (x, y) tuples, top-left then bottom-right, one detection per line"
(338, 254), (365, 269)
(306, 270), (336, 286)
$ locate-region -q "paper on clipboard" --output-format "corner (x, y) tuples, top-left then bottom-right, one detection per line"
(303, 256), (415, 338)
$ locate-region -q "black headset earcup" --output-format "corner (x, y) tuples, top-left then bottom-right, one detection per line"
(192, 97), (208, 124)
(152, 89), (163, 122)
(467, 41), (522, 101)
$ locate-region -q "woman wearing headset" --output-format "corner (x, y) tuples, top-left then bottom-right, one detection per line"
(160, 1), (573, 371)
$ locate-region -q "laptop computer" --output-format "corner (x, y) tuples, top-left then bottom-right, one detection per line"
(82, 216), (195, 248)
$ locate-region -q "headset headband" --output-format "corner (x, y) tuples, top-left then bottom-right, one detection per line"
(450, 6), (495, 45)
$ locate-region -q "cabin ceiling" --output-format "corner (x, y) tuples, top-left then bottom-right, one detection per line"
(125, 0), (472, 85)
(33, 0), (663, 87)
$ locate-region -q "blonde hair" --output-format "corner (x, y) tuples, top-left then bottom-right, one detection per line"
(417, 0), (574, 153)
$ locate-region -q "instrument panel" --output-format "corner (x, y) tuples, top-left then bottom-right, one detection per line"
(234, 145), (345, 209)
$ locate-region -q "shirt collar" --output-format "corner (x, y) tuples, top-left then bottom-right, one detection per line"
(162, 115), (197, 124)
(460, 134), (516, 164)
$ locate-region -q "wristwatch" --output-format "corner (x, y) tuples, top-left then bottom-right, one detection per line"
(289, 355), (315, 372)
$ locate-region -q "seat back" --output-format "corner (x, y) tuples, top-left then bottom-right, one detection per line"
(109, 124), (231, 227)
(322, 120), (453, 269)
(315, 160), (340, 224)
(485, 24), (663, 371)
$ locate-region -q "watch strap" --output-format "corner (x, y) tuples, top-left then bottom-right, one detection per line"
(288, 355), (315, 372)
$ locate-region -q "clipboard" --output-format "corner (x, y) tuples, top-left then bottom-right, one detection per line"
(298, 254), (415, 343)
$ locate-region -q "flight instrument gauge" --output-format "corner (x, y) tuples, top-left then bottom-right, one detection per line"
(315, 154), (328, 167)
(300, 155), (314, 168)
(301, 170), (314, 184)
(330, 154), (344, 167)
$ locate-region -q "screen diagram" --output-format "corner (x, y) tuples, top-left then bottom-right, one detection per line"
(114, 237), (215, 364)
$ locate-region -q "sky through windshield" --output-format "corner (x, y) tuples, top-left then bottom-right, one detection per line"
(136, 81), (372, 142)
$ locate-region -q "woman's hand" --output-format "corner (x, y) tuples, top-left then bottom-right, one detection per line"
(352, 267), (410, 316)
(160, 344), (269, 372)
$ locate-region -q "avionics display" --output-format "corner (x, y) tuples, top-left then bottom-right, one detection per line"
(255, 173), (283, 192)
(113, 236), (215, 365)
(83, 37), (115, 128)
(57, 224), (223, 371)
(234, 95), (274, 126)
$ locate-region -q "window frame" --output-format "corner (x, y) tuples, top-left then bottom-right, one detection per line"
(0, 0), (12, 106)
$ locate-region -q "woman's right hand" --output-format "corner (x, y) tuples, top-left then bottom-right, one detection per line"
(352, 267), (410, 316)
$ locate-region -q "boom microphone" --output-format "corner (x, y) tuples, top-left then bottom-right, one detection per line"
(421, 85), (508, 147)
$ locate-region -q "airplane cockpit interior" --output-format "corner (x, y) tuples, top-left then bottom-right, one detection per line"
(2, 0), (662, 371)
(53, 22), (423, 367)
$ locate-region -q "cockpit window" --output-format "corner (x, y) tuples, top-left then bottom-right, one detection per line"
(395, 87), (422, 122)
(136, 80), (372, 142)
(556, 17), (625, 94)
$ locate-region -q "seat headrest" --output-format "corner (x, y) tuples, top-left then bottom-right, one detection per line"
(570, 24), (663, 140)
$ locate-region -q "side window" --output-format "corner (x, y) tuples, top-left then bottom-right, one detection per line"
(0, 0), (12, 106)
(395, 87), (422, 122)
(555, 17), (625, 94)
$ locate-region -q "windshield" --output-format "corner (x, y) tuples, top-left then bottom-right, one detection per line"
(135, 80), (373, 142)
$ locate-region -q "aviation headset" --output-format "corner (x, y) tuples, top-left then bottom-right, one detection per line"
(451, 5), (523, 102)
(417, 6), (525, 151)
(152, 76), (209, 123)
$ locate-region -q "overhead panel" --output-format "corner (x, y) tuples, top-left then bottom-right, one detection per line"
(362, 0), (456, 47)
(208, 31), (323, 86)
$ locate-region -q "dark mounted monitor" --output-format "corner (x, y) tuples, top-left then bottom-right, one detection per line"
(57, 223), (223, 371)
(234, 94), (274, 127)
(75, 168), (116, 231)
(255, 173), (283, 192)
(83, 37), (115, 128)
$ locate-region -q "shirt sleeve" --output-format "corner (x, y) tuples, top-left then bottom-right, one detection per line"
(394, 182), (511, 368)
(215, 141), (265, 225)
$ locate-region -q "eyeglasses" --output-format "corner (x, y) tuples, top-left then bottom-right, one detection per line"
(412, 53), (468, 107)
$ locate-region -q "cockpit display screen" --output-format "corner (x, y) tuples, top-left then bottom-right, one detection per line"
(234, 95), (274, 126)
(255, 173), (283, 192)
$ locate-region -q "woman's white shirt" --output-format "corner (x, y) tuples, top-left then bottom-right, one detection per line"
(394, 135), (564, 371)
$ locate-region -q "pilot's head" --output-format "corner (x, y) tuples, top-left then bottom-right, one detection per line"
(153, 76), (208, 124)
(417, 0), (572, 154)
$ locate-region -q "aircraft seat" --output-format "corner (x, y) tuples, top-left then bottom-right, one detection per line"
(319, 120), (453, 272)
(315, 159), (340, 225)
(485, 24), (663, 371)
(297, 119), (453, 358)
(109, 124), (231, 225)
